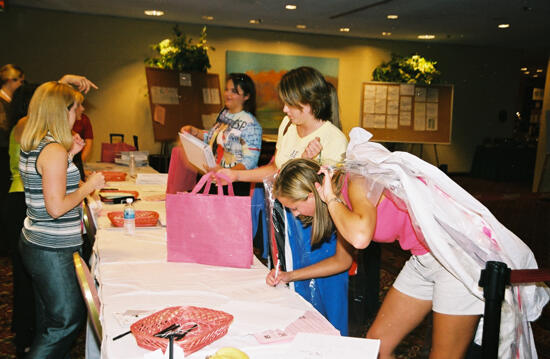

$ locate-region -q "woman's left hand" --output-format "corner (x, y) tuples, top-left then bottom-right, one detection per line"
(315, 166), (336, 203)
(69, 133), (85, 156)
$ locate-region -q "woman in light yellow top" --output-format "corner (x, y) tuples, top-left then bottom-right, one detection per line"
(218, 66), (347, 183)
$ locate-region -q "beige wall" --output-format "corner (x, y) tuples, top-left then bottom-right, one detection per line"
(2, 6), (523, 172)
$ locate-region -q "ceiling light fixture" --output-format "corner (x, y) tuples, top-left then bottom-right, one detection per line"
(249, 19), (262, 24)
(202, 15), (214, 21)
(533, 74), (539, 78)
(418, 34), (435, 39)
(524, 71), (530, 74)
(340, 27), (350, 32)
(285, 4), (297, 10)
(387, 14), (398, 20)
(520, 67), (527, 71)
(498, 23), (510, 29)
(382, 32), (391, 36)
(296, 24), (307, 29)
(536, 69), (543, 73)
(144, 10), (164, 16)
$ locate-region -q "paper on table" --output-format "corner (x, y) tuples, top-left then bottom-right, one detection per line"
(288, 332), (380, 359)
(136, 173), (168, 185)
(217, 300), (304, 335)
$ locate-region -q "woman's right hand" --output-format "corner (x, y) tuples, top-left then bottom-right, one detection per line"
(86, 172), (105, 192)
(266, 268), (291, 286)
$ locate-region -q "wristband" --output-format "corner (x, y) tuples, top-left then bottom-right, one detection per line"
(327, 196), (344, 205)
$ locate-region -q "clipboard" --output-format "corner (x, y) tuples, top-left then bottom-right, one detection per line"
(178, 132), (216, 173)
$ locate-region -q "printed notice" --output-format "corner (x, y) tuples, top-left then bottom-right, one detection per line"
(374, 85), (387, 114)
(150, 86), (179, 105)
(400, 96), (412, 112)
(427, 88), (439, 102)
(374, 114), (386, 128)
(386, 115), (398, 129)
(363, 114), (376, 128)
(202, 88), (220, 105)
(153, 105), (166, 125)
(364, 85), (376, 99)
(399, 112), (412, 126)
(387, 86), (400, 101)
(415, 87), (427, 102)
(387, 100), (399, 115)
(414, 102), (426, 131)
(364, 98), (375, 114)
(426, 103), (438, 131)
(400, 83), (414, 96)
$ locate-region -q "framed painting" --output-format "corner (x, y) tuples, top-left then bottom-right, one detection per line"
(226, 51), (339, 133)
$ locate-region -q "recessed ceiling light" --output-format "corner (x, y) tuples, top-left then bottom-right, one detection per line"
(536, 69), (543, 73)
(387, 14), (398, 20)
(340, 27), (350, 32)
(382, 32), (392, 36)
(144, 9), (164, 16)
(418, 34), (435, 39)
(202, 15), (214, 21)
(520, 67), (527, 71)
(498, 23), (510, 29)
(533, 74), (539, 78)
(524, 71), (530, 74)
(296, 24), (307, 29)
(285, 4), (297, 10)
(249, 19), (262, 24)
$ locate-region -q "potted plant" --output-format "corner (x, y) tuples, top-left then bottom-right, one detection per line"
(145, 25), (214, 73)
(372, 53), (440, 84)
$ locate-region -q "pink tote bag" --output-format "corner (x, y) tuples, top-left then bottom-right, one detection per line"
(166, 172), (253, 268)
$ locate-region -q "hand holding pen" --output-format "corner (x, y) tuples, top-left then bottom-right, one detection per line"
(266, 259), (289, 286)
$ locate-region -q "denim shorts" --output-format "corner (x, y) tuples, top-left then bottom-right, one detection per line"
(393, 252), (484, 315)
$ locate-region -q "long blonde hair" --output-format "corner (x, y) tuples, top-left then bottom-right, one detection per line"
(20, 81), (83, 152)
(274, 159), (344, 246)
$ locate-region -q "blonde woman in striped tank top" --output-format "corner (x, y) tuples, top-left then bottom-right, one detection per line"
(18, 81), (105, 358)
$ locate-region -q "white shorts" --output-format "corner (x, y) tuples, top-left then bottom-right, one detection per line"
(392, 252), (484, 315)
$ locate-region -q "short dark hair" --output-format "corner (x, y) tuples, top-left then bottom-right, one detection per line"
(227, 73), (256, 116)
(278, 67), (332, 122)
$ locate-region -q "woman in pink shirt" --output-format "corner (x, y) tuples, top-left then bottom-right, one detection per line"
(268, 158), (483, 359)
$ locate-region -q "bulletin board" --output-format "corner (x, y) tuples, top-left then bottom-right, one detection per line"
(360, 81), (454, 144)
(145, 67), (222, 142)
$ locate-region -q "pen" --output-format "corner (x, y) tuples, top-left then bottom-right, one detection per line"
(274, 258), (280, 279)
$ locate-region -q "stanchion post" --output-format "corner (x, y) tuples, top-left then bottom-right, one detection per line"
(478, 261), (510, 359)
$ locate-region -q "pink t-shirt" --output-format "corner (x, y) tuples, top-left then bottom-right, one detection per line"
(342, 176), (429, 256)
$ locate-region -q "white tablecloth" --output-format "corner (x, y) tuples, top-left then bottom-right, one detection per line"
(90, 180), (330, 359)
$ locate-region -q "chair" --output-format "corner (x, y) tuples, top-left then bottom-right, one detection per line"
(81, 198), (96, 263)
(73, 252), (102, 341)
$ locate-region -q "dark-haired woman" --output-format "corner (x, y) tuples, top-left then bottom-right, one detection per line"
(181, 73), (262, 196)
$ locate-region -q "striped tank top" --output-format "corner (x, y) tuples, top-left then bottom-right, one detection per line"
(20, 134), (82, 248)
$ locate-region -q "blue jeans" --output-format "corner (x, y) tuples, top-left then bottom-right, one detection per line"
(19, 235), (85, 359)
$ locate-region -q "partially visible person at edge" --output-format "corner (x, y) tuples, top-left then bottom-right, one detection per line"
(0, 64), (25, 255)
(181, 73), (262, 196)
(219, 67), (350, 334)
(71, 100), (94, 180)
(4, 74), (97, 357)
(19, 80), (104, 358)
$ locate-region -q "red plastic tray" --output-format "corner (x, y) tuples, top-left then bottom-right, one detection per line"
(107, 210), (159, 227)
(101, 171), (127, 182)
(130, 306), (233, 355)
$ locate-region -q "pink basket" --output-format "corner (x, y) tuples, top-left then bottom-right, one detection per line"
(130, 306), (233, 355)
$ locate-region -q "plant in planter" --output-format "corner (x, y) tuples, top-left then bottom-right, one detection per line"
(145, 25), (214, 72)
(372, 53), (440, 84)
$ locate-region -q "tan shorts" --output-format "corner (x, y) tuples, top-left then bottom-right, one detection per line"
(392, 252), (484, 315)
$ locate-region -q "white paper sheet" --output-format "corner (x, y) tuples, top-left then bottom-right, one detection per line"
(288, 333), (380, 359)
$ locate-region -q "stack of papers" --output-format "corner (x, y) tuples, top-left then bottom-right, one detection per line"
(114, 151), (149, 167)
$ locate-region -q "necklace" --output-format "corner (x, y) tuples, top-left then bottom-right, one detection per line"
(0, 89), (11, 102)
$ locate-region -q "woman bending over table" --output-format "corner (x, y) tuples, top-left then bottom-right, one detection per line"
(269, 151), (548, 358)
(18, 81), (104, 358)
